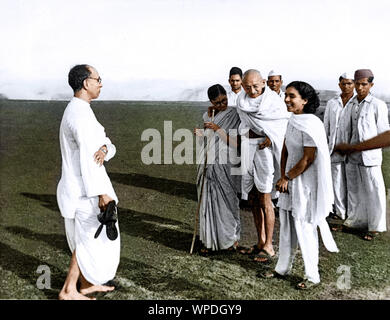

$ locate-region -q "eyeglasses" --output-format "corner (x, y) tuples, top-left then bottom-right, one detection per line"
(212, 98), (227, 106)
(87, 76), (102, 84)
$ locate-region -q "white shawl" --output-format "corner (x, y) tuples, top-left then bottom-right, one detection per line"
(289, 113), (334, 225)
(236, 87), (290, 180)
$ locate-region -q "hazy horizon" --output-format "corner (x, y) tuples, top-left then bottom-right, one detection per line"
(1, 0), (389, 101)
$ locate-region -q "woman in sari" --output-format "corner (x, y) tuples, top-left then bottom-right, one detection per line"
(194, 84), (241, 253)
(263, 81), (339, 289)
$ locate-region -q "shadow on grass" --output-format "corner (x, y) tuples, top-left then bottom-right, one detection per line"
(20, 192), (193, 252)
(0, 242), (65, 299)
(4, 226), (68, 255)
(117, 257), (206, 298)
(108, 172), (197, 201)
(119, 207), (193, 252)
(21, 192), (60, 212)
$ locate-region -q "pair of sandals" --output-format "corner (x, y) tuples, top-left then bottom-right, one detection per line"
(94, 200), (119, 241)
(260, 271), (319, 290)
(239, 244), (275, 263)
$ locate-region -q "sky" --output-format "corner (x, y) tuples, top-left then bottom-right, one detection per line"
(0, 0), (389, 100)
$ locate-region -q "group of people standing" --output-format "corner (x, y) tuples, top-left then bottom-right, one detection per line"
(195, 67), (388, 290)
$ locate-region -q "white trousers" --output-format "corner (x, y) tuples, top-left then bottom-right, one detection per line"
(64, 197), (120, 285)
(331, 162), (347, 219)
(275, 209), (320, 284)
(345, 163), (387, 232)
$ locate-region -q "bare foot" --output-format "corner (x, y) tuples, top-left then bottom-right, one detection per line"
(59, 289), (95, 300)
(80, 284), (115, 295)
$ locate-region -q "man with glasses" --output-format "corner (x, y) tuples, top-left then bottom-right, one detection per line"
(57, 64), (120, 299)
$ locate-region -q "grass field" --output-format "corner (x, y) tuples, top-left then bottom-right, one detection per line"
(0, 99), (389, 300)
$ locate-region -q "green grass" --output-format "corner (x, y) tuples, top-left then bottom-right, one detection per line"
(1, 99), (389, 300)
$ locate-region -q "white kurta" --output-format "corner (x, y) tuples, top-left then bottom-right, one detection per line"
(323, 95), (354, 219)
(57, 97), (120, 285)
(227, 88), (244, 107)
(276, 114), (338, 283)
(344, 94), (389, 232)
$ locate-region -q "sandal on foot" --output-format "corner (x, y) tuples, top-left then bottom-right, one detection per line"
(328, 212), (343, 220)
(238, 244), (261, 255)
(259, 270), (285, 279)
(331, 224), (343, 232)
(363, 232), (379, 241)
(296, 280), (319, 290)
(253, 249), (275, 263)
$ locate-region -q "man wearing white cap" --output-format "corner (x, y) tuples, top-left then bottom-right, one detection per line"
(343, 69), (389, 240)
(323, 72), (355, 222)
(227, 67), (244, 107)
(267, 70), (285, 101)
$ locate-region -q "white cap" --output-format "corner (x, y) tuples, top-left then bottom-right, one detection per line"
(340, 72), (354, 80)
(268, 69), (282, 77)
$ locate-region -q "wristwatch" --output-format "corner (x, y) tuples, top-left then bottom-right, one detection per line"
(100, 147), (108, 154)
(285, 173), (291, 181)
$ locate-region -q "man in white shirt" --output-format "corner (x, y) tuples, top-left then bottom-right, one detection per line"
(323, 72), (355, 221)
(267, 70), (285, 101)
(227, 67), (244, 107)
(343, 69), (389, 240)
(57, 64), (120, 300)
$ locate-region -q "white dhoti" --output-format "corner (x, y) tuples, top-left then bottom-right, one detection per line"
(64, 196), (120, 285)
(331, 161), (348, 219)
(241, 137), (274, 199)
(344, 163), (387, 232)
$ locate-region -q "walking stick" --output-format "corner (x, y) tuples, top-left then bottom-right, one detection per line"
(190, 108), (215, 254)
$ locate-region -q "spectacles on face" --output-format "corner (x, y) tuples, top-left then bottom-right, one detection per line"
(212, 98), (228, 106)
(87, 76), (102, 84)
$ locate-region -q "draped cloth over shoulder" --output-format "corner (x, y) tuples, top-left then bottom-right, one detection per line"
(288, 113), (338, 252)
(196, 107), (241, 251)
(236, 87), (290, 188)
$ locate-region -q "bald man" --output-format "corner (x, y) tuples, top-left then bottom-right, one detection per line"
(323, 72), (355, 221)
(236, 69), (290, 262)
(343, 69), (389, 240)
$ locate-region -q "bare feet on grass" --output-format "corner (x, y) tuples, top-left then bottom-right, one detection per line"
(80, 284), (115, 295)
(59, 288), (96, 300)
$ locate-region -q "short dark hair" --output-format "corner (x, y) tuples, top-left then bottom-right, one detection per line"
(68, 64), (91, 93)
(229, 67), (242, 78)
(367, 76), (374, 83)
(207, 84), (227, 101)
(286, 81), (320, 114)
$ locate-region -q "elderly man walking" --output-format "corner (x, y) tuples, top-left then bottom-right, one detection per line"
(323, 72), (355, 221)
(236, 69), (290, 262)
(343, 69), (389, 240)
(57, 64), (120, 300)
